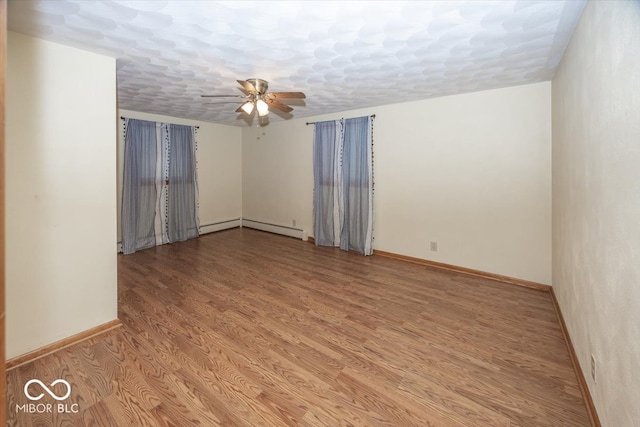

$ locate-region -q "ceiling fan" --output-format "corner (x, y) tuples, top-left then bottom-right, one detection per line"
(201, 78), (306, 119)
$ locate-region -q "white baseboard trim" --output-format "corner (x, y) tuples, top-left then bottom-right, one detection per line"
(241, 219), (308, 240)
(200, 218), (242, 235)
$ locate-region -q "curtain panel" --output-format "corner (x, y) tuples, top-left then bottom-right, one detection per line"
(313, 120), (342, 246)
(167, 124), (199, 242)
(122, 119), (160, 254)
(313, 116), (374, 255)
(121, 119), (199, 254)
(340, 116), (373, 255)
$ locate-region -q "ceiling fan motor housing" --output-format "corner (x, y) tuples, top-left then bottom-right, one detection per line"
(246, 78), (269, 95)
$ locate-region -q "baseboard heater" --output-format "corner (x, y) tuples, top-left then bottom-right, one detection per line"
(241, 218), (308, 240)
(200, 218), (242, 235)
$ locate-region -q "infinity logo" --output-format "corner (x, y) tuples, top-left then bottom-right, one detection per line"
(24, 379), (72, 401)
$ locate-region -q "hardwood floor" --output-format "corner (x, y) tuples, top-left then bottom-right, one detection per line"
(6, 228), (590, 426)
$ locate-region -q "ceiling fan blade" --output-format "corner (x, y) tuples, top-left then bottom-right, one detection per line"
(266, 99), (293, 113)
(267, 92), (306, 99)
(201, 94), (245, 98)
(237, 80), (257, 93)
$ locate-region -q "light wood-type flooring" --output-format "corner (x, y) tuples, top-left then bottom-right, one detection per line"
(6, 228), (590, 426)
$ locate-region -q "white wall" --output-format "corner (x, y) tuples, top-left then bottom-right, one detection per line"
(552, 1), (640, 426)
(242, 120), (313, 232)
(117, 110), (242, 240)
(6, 33), (118, 359)
(243, 82), (552, 284)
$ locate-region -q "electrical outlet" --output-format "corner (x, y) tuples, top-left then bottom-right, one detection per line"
(430, 241), (438, 252)
(591, 354), (597, 382)
(292, 219), (296, 227)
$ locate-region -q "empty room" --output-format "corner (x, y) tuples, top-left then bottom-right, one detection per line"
(2, 1), (639, 426)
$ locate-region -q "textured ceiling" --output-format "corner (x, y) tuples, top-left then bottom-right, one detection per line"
(8, 0), (586, 127)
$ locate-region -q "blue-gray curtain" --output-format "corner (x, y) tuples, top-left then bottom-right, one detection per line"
(341, 116), (373, 254)
(313, 120), (342, 246)
(121, 119), (159, 254)
(121, 119), (199, 254)
(313, 116), (373, 255)
(167, 124), (199, 242)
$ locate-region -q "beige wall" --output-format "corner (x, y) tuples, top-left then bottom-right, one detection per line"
(243, 82), (552, 284)
(552, 1), (640, 425)
(117, 109), (242, 240)
(6, 33), (118, 359)
(242, 119), (313, 232)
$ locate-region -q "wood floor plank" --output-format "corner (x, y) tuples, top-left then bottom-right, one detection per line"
(79, 398), (119, 427)
(6, 228), (591, 426)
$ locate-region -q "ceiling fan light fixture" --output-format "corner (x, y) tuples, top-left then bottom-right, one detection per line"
(202, 79), (304, 122)
(240, 101), (254, 115)
(256, 99), (269, 116)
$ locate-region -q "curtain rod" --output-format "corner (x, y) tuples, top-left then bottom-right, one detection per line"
(120, 116), (199, 129)
(306, 114), (375, 126)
